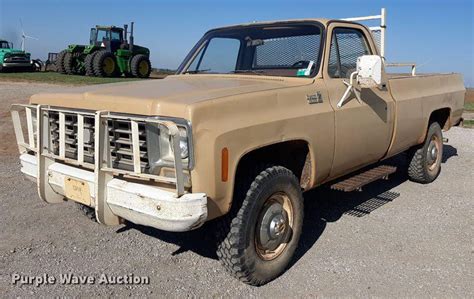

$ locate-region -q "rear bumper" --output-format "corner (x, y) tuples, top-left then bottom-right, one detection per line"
(20, 153), (207, 232)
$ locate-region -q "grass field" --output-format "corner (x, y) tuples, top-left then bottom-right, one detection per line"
(463, 119), (474, 128)
(0, 72), (154, 85)
(0, 72), (142, 85)
(464, 102), (474, 111)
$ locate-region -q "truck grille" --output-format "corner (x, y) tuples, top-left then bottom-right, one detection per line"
(5, 54), (30, 63)
(48, 111), (149, 172)
(48, 111), (95, 163)
(108, 119), (149, 172)
(12, 104), (190, 196)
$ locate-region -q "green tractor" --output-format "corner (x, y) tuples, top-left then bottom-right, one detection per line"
(56, 22), (151, 78)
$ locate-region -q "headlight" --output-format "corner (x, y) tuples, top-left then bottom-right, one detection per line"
(174, 127), (189, 159)
(146, 122), (191, 174)
(179, 140), (188, 158)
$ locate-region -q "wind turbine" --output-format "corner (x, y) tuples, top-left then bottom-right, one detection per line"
(20, 18), (38, 51)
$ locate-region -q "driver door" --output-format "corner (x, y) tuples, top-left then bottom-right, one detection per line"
(324, 23), (394, 178)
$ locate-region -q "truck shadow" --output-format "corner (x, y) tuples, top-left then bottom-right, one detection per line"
(291, 143), (457, 267)
(121, 145), (458, 266)
(442, 144), (457, 163)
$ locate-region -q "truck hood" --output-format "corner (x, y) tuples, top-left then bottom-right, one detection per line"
(30, 75), (311, 118)
(0, 48), (27, 54)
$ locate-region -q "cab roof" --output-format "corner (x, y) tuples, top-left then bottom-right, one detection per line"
(210, 18), (349, 31)
(95, 25), (124, 31)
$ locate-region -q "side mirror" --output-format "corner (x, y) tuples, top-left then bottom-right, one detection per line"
(357, 55), (383, 88)
(337, 55), (383, 108)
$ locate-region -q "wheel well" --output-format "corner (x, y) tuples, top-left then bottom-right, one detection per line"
(429, 108), (451, 130)
(234, 140), (311, 192)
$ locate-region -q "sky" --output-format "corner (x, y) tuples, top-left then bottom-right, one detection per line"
(0, 0), (473, 86)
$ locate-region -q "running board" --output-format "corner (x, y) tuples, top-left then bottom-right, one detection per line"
(330, 165), (397, 192)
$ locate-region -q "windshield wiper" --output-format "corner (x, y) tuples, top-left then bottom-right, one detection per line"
(183, 69), (211, 74)
(229, 70), (265, 75)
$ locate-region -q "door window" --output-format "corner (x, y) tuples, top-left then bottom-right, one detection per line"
(111, 31), (121, 41)
(328, 28), (371, 78)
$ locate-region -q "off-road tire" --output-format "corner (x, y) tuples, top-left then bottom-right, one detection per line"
(56, 50), (67, 74)
(216, 166), (304, 286)
(63, 52), (77, 75)
(407, 122), (443, 183)
(130, 54), (151, 78)
(93, 50), (118, 77)
(75, 203), (97, 221)
(32, 59), (43, 72)
(84, 52), (98, 76)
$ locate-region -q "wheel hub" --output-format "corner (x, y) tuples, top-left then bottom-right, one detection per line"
(139, 60), (149, 75)
(427, 139), (439, 165)
(103, 57), (115, 75)
(258, 201), (289, 252)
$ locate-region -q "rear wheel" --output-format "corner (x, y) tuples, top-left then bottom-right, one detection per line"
(56, 50), (67, 74)
(93, 50), (118, 77)
(84, 52), (98, 76)
(217, 166), (304, 286)
(63, 52), (78, 75)
(130, 54), (151, 78)
(407, 122), (443, 183)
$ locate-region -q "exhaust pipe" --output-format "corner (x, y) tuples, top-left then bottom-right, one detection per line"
(124, 24), (128, 43)
(129, 22), (134, 51)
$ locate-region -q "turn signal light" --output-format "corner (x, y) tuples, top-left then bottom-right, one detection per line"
(221, 147), (229, 182)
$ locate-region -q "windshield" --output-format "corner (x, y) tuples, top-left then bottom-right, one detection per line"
(180, 23), (323, 77)
(0, 41), (11, 49)
(97, 29), (109, 42)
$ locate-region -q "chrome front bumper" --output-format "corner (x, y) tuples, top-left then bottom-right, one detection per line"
(12, 104), (207, 232)
(3, 62), (32, 68)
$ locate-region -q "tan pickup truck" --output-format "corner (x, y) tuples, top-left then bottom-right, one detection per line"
(12, 12), (465, 285)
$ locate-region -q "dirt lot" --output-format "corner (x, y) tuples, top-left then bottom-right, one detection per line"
(0, 82), (473, 297)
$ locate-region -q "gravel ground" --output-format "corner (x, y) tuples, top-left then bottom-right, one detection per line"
(0, 82), (473, 297)
(0, 82), (74, 156)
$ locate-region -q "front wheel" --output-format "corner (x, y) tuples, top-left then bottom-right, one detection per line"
(130, 54), (151, 78)
(75, 203), (96, 221)
(407, 122), (443, 183)
(32, 59), (43, 71)
(93, 50), (118, 77)
(217, 166), (304, 286)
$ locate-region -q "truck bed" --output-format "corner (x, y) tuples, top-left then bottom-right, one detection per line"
(386, 73), (465, 157)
